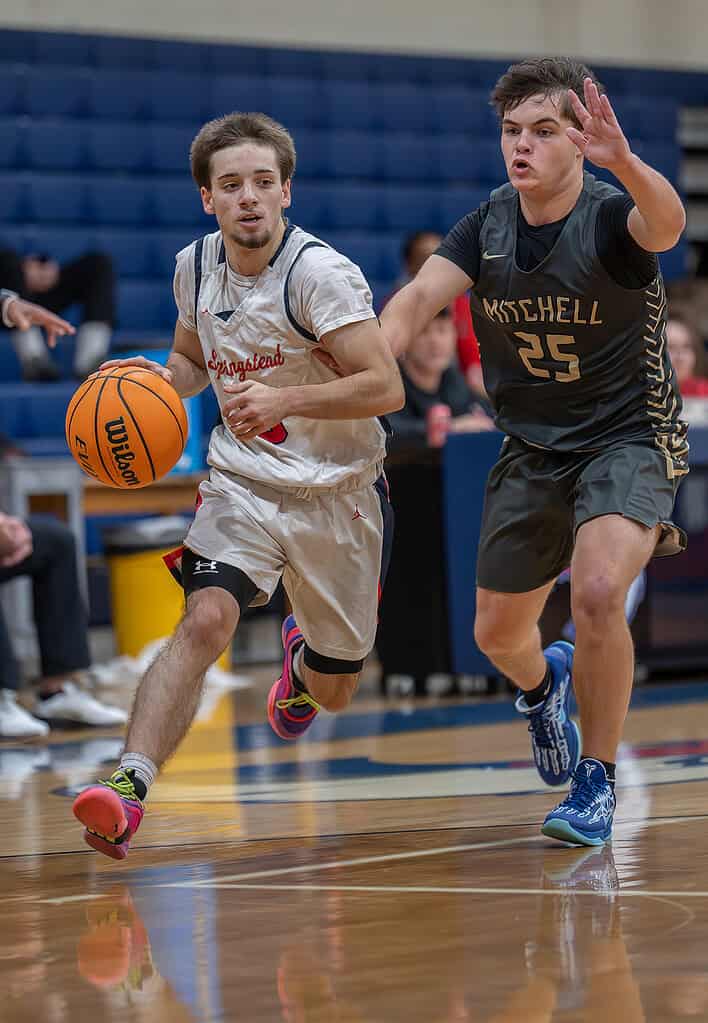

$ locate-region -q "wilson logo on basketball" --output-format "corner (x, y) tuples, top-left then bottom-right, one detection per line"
(207, 345), (285, 382)
(104, 417), (140, 487)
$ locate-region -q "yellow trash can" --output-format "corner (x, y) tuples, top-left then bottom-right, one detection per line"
(103, 518), (232, 671)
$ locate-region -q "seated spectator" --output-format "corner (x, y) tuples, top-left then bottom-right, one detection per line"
(390, 307), (494, 450)
(0, 247), (115, 381)
(667, 306), (708, 396)
(0, 513), (127, 738)
(377, 311), (495, 698)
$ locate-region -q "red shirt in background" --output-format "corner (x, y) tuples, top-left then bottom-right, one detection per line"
(681, 377), (708, 397)
(453, 293), (480, 372)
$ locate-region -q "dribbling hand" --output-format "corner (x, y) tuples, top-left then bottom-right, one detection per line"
(99, 355), (173, 385)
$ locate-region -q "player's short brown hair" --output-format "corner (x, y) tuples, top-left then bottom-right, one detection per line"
(490, 57), (603, 130)
(190, 112), (297, 189)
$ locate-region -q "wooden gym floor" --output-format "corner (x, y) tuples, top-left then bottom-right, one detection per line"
(3, 666), (708, 1021)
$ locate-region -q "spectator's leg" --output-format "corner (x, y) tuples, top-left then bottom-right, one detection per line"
(23, 516), (91, 686)
(0, 564), (49, 737)
(0, 249), (58, 380)
(40, 252), (116, 377)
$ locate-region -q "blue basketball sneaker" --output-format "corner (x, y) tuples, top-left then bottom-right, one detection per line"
(515, 640), (580, 787)
(542, 759), (616, 846)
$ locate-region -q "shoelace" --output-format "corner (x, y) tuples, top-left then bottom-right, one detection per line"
(565, 771), (609, 811)
(99, 770), (144, 807)
(276, 691), (321, 713)
(527, 710), (555, 749)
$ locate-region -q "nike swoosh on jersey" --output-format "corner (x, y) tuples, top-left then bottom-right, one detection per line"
(482, 250), (507, 260)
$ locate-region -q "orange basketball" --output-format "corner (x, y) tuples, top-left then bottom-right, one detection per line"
(65, 367), (188, 489)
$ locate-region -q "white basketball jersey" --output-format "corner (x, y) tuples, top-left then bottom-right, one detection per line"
(173, 224), (388, 490)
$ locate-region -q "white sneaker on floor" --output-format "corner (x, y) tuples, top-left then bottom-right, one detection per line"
(0, 689), (50, 738)
(35, 681), (127, 727)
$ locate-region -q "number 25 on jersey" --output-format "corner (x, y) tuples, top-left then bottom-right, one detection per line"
(513, 332), (580, 382)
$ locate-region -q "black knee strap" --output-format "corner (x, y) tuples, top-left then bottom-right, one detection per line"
(303, 644), (364, 675)
(181, 548), (259, 612)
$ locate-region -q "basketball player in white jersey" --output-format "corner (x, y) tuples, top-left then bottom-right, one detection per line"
(72, 113), (404, 859)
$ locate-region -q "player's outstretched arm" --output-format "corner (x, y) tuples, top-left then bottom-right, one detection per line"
(222, 318), (404, 440)
(568, 77), (686, 252)
(380, 255), (473, 358)
(100, 322), (209, 397)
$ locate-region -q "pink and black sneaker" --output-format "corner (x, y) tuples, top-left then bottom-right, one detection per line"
(267, 615), (320, 740)
(73, 768), (144, 860)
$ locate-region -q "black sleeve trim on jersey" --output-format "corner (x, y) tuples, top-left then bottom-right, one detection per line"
(435, 205), (487, 285)
(193, 236), (204, 324)
(283, 241), (328, 342)
(595, 194), (659, 290)
(217, 240), (226, 264)
(268, 221), (296, 267)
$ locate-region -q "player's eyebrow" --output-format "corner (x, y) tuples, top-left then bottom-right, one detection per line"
(216, 168), (276, 180)
(502, 116), (561, 127)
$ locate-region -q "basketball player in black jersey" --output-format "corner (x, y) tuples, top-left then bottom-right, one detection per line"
(381, 58), (688, 846)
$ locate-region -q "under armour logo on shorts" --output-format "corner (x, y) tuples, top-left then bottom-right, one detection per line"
(193, 560), (219, 574)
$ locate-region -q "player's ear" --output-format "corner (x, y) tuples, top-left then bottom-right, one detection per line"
(281, 178), (292, 210)
(201, 185), (215, 215)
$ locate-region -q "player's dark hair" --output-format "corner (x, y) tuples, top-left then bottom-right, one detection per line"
(668, 304), (706, 376)
(190, 112), (296, 189)
(490, 57), (603, 130)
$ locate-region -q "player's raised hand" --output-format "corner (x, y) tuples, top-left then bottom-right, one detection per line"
(98, 355), (173, 384)
(223, 380), (287, 440)
(567, 77), (632, 172)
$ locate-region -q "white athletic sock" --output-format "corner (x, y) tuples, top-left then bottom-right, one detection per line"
(10, 326), (49, 365)
(293, 644), (306, 689)
(74, 321), (111, 376)
(119, 752), (158, 800)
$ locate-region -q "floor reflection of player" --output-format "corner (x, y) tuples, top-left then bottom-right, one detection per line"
(77, 888), (196, 1022)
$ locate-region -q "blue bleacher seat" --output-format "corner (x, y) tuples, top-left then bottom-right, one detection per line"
(291, 131), (327, 179)
(438, 186), (488, 230)
(323, 183), (381, 230)
(151, 228), (201, 278)
(88, 70), (150, 120)
(153, 39), (208, 73)
(93, 229), (152, 278)
(153, 179), (209, 227)
(323, 131), (379, 180)
(320, 52), (372, 82)
(380, 185), (438, 232)
(380, 134), (434, 182)
(33, 30), (95, 67)
(86, 121), (149, 172)
(24, 384), (75, 438)
(207, 75), (271, 121)
(84, 178), (149, 226)
(0, 31), (34, 64)
(117, 280), (171, 331)
(0, 381), (29, 434)
(146, 71), (208, 122)
(377, 83), (433, 133)
(147, 123), (199, 173)
(0, 67), (26, 116)
(24, 226), (98, 265)
(94, 35), (152, 69)
(322, 82), (375, 132)
(26, 173), (86, 223)
(206, 43), (270, 77)
(289, 181), (328, 229)
(0, 117), (26, 169)
(26, 119), (86, 171)
(430, 86), (496, 135)
(269, 77), (326, 130)
(25, 67), (90, 117)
